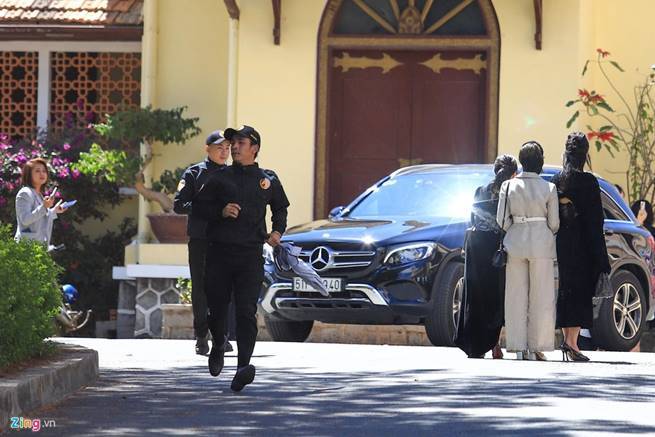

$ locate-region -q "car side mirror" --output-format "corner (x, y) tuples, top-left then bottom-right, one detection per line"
(328, 206), (345, 219)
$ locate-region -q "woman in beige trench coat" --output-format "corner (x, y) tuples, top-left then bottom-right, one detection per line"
(497, 142), (559, 361)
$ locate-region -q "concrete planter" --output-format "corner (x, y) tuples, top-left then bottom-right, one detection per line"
(161, 303), (194, 339)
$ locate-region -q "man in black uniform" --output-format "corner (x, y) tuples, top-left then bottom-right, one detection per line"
(173, 130), (233, 356)
(201, 125), (290, 392)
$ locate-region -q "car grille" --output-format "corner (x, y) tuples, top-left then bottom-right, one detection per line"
(298, 248), (376, 271)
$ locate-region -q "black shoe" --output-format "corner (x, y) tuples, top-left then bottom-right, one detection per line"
(224, 340), (234, 353)
(230, 365), (256, 392)
(208, 346), (225, 377)
(195, 336), (210, 356)
(560, 342), (590, 362)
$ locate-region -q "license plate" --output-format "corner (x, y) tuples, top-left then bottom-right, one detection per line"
(292, 277), (342, 292)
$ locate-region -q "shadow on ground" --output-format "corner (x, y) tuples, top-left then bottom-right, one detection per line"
(26, 361), (655, 436)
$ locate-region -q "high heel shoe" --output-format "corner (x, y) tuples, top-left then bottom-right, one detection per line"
(529, 351), (547, 361)
(492, 344), (504, 360)
(559, 342), (590, 362)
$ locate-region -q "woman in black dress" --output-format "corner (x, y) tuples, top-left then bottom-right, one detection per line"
(456, 154), (518, 358)
(552, 132), (611, 362)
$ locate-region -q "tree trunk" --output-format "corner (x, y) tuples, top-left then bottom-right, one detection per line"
(135, 140), (174, 213)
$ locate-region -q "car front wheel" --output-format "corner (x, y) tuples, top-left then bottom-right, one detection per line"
(593, 269), (645, 351)
(425, 262), (464, 347)
(263, 313), (314, 342)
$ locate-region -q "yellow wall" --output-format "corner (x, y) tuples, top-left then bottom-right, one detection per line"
(150, 0), (230, 214)
(80, 196), (138, 239)
(583, 0), (655, 198)
(234, 0), (327, 227)
(145, 0), (653, 241)
(493, 0), (591, 167)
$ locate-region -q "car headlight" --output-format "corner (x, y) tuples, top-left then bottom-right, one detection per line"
(383, 242), (436, 266)
(262, 243), (275, 264)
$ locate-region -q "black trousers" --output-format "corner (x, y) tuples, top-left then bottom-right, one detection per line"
(205, 243), (263, 367)
(189, 239), (236, 340)
(188, 238), (209, 339)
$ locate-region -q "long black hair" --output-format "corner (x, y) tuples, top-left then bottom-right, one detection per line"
(492, 154), (518, 193)
(560, 132), (589, 190)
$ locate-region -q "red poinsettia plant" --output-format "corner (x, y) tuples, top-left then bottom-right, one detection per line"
(565, 49), (655, 203)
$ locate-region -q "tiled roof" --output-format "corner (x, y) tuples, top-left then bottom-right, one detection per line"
(0, 0), (143, 25)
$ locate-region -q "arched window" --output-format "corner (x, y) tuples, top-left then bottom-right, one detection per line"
(333, 0), (487, 36)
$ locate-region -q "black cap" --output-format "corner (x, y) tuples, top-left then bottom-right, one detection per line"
(205, 130), (227, 146)
(224, 125), (261, 145)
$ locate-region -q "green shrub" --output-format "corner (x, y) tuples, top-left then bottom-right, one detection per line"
(0, 226), (62, 369)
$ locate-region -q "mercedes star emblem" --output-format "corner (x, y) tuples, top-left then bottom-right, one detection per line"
(309, 246), (331, 271)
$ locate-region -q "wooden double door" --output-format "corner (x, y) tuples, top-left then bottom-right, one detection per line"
(327, 49), (489, 209)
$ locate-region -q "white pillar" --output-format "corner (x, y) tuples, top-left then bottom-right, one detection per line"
(36, 49), (51, 132)
(226, 16), (239, 127)
(138, 0), (159, 243)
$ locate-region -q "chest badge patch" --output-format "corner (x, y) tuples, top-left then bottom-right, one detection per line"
(260, 178), (271, 190)
(176, 179), (186, 192)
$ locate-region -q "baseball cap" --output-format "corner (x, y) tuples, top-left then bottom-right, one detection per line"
(205, 130), (227, 146)
(224, 125), (261, 145)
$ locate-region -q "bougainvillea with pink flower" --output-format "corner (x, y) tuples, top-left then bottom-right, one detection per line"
(0, 124), (135, 326)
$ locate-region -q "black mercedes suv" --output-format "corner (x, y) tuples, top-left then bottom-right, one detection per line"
(260, 164), (655, 351)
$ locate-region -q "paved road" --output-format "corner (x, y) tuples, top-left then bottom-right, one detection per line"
(21, 338), (655, 436)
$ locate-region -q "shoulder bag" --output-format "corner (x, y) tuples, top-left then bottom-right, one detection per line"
(491, 182), (510, 268)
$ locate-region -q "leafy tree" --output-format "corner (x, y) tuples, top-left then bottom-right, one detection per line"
(75, 106), (201, 212)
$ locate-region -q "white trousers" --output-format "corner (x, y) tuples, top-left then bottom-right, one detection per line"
(504, 255), (556, 352)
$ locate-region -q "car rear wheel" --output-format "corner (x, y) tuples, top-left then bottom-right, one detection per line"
(592, 269), (645, 351)
(425, 262), (464, 347)
(263, 314), (314, 342)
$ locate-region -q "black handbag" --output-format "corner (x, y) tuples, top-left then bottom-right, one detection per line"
(559, 195), (577, 225)
(595, 272), (613, 299)
(491, 182), (510, 268)
(593, 272), (613, 319)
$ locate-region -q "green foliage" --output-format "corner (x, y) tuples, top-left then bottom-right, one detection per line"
(77, 106), (201, 209)
(73, 143), (141, 187)
(566, 110), (579, 128)
(176, 278), (192, 304)
(0, 225), (62, 369)
(94, 106), (201, 146)
(152, 167), (188, 195)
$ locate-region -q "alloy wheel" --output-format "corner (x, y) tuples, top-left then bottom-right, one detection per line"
(452, 277), (464, 327)
(613, 283), (642, 340)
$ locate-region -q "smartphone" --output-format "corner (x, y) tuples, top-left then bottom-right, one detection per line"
(640, 201), (646, 212)
(61, 200), (77, 209)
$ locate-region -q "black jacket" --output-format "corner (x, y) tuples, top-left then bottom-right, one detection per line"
(173, 158), (226, 239)
(196, 163), (290, 248)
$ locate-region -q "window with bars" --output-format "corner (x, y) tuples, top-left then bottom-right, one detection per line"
(0, 49), (141, 139)
(0, 51), (38, 141)
(50, 52), (141, 130)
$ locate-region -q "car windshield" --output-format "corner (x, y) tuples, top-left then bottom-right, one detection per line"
(346, 168), (494, 219)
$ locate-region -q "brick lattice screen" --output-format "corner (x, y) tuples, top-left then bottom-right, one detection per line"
(0, 51), (38, 139)
(50, 52), (141, 130)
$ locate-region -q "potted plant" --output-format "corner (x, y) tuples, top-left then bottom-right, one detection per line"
(74, 106), (201, 243)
